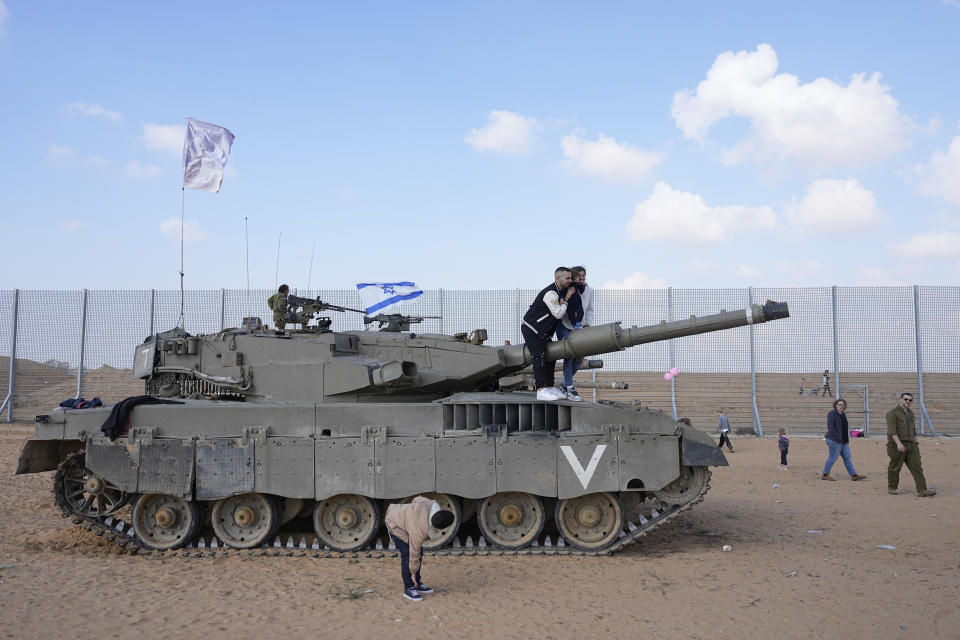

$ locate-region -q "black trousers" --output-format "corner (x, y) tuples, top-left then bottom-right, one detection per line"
(521, 325), (556, 388)
(718, 432), (734, 451)
(780, 450), (788, 465)
(389, 531), (422, 590)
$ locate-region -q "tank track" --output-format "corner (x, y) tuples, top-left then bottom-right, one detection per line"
(53, 456), (710, 558)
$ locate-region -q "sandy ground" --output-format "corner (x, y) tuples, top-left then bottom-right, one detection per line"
(1, 424), (957, 640)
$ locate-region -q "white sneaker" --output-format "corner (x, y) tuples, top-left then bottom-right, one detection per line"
(537, 387), (563, 401)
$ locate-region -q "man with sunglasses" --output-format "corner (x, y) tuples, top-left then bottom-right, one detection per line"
(885, 393), (936, 497)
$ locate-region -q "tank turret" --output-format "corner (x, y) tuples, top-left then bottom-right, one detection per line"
(136, 300), (787, 403)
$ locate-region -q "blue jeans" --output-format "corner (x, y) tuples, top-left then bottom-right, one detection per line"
(555, 323), (583, 388)
(823, 439), (857, 476)
(389, 531), (422, 590)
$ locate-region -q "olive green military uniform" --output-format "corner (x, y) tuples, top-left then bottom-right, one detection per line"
(267, 292), (288, 330)
(885, 405), (928, 494)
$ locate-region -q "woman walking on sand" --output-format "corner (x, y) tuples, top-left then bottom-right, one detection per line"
(822, 398), (867, 481)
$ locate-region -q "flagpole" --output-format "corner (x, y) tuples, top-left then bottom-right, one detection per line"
(179, 187), (185, 329)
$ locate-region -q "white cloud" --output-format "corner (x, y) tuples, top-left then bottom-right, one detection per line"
(671, 44), (909, 167)
(601, 272), (669, 289)
(161, 218), (208, 241)
(465, 110), (538, 154)
(735, 264), (762, 279)
(897, 230), (960, 259)
(784, 178), (884, 232)
(86, 156), (109, 167)
(63, 102), (122, 122)
(627, 181), (776, 246)
(142, 123), (185, 154)
(0, 1), (8, 37)
(915, 130), (960, 207)
(125, 160), (162, 179)
(47, 143), (76, 162)
(61, 220), (87, 231)
(561, 132), (663, 182)
(855, 267), (905, 286)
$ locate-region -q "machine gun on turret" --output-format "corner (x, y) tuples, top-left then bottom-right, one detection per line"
(363, 313), (442, 332)
(283, 295), (366, 331)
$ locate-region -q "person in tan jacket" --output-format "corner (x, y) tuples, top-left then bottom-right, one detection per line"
(384, 496), (455, 601)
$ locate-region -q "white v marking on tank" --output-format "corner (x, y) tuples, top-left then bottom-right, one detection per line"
(560, 444), (607, 490)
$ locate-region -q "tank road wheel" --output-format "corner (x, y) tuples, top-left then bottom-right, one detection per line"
(313, 494), (382, 552)
(403, 492), (462, 550)
(211, 493), (281, 549)
(654, 466), (709, 507)
(132, 493), (203, 550)
(555, 492), (623, 551)
(54, 450), (130, 518)
(476, 492), (545, 550)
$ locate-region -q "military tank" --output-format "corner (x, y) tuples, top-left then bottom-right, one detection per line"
(16, 297), (789, 555)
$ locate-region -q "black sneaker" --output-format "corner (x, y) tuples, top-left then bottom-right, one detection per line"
(416, 583), (434, 595)
(403, 587), (422, 602)
(564, 386), (583, 402)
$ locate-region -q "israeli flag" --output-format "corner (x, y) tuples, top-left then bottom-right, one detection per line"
(356, 281), (423, 315)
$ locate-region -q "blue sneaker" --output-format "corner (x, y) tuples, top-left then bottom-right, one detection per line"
(403, 587), (422, 602)
(416, 583), (434, 595)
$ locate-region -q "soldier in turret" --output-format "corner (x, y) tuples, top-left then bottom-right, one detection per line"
(522, 267), (575, 401)
(267, 284), (290, 330)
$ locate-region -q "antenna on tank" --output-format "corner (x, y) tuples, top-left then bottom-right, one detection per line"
(307, 236), (316, 295)
(274, 232), (282, 291)
(245, 216), (251, 319)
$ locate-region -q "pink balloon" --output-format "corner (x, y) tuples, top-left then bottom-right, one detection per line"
(664, 372), (673, 381)
(670, 367), (679, 377)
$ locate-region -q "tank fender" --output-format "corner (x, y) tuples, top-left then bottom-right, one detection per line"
(15, 439), (83, 474)
(680, 425), (729, 467)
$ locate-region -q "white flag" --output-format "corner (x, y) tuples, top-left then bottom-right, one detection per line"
(356, 282), (423, 315)
(182, 117), (235, 192)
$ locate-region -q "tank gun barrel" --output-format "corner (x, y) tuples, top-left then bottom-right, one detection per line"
(501, 300), (789, 366)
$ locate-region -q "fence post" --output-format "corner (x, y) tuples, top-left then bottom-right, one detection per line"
(149, 289), (155, 337)
(439, 288), (444, 335)
(667, 287), (677, 421)
(2, 289), (18, 422)
(748, 286), (762, 436)
(832, 286), (840, 400)
(913, 285), (935, 436)
(220, 288), (226, 331)
(76, 288), (88, 399)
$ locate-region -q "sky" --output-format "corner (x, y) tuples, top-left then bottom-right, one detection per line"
(1, 1), (960, 292)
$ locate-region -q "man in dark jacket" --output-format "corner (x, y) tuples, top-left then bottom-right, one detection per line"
(522, 267), (575, 401)
(821, 398), (866, 481)
(886, 393), (935, 497)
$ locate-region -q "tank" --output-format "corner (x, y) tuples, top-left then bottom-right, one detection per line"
(16, 298), (789, 555)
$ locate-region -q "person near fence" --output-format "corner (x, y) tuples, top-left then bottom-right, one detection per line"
(384, 496), (456, 601)
(821, 369), (831, 397)
(522, 267), (575, 402)
(886, 393), (936, 497)
(716, 410), (735, 452)
(778, 428), (789, 469)
(822, 398), (867, 481)
(555, 265), (594, 400)
(267, 284), (290, 330)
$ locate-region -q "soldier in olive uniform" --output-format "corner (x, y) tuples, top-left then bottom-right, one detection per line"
(268, 284), (290, 330)
(886, 392), (936, 497)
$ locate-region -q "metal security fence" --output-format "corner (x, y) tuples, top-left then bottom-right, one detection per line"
(1, 287), (957, 436)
